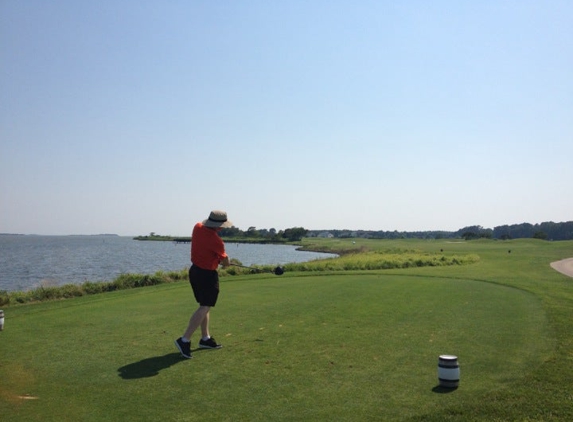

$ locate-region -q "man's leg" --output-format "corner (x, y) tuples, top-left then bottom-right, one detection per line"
(200, 309), (210, 339)
(198, 310), (222, 348)
(175, 305), (211, 358)
(183, 305), (211, 341)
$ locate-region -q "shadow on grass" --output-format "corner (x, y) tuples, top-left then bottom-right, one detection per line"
(118, 353), (186, 379)
(432, 385), (458, 394)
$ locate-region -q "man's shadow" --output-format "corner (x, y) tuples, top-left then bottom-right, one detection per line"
(118, 352), (189, 379)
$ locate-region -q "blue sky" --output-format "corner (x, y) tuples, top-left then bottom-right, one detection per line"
(1, 1), (571, 235)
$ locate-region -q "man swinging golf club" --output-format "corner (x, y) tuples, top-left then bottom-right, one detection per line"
(175, 210), (233, 359)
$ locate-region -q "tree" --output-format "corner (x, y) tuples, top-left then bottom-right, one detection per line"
(462, 232), (480, 241)
(219, 226), (241, 237)
(282, 227), (308, 241)
(246, 226), (259, 237)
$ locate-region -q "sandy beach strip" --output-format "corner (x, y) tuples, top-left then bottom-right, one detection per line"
(550, 258), (573, 278)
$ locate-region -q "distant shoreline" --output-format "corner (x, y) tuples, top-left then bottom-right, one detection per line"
(0, 233), (119, 237)
(133, 235), (289, 245)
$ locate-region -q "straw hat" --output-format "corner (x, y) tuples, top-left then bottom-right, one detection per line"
(203, 210), (233, 228)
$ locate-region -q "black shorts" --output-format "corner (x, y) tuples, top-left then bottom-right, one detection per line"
(189, 265), (220, 307)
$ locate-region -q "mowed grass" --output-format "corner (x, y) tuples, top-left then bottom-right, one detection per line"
(1, 238), (572, 421)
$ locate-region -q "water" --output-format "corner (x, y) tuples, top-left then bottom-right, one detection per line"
(0, 235), (336, 292)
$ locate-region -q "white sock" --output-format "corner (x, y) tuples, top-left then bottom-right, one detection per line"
(201, 336), (210, 341)
(181, 337), (190, 343)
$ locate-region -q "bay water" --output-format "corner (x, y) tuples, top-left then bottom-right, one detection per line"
(0, 235), (336, 292)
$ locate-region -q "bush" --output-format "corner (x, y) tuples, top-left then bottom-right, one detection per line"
(0, 290), (10, 306)
(83, 281), (106, 295)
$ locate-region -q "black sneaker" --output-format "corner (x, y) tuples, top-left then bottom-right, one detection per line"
(175, 337), (192, 359)
(199, 337), (222, 349)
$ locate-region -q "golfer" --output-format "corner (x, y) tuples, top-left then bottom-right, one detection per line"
(175, 210), (233, 359)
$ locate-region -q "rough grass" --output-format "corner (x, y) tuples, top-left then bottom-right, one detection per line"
(282, 250), (479, 272)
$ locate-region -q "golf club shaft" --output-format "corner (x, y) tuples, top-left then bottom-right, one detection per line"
(230, 263), (266, 272)
(229, 263), (284, 275)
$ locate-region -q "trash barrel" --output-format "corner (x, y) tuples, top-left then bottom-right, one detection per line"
(438, 355), (459, 388)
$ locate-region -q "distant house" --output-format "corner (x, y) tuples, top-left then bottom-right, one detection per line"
(317, 232), (334, 238)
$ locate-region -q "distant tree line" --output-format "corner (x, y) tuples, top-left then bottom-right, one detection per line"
(491, 221), (573, 241)
(136, 221), (572, 242)
(220, 226), (308, 242)
(306, 221), (573, 241)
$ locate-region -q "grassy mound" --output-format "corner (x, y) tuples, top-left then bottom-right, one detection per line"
(282, 250), (479, 272)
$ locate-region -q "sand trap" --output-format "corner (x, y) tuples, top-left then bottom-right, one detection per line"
(550, 258), (573, 278)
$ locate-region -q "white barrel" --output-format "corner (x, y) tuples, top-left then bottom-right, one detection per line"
(438, 355), (459, 388)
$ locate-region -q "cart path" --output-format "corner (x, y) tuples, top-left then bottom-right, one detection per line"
(550, 258), (573, 278)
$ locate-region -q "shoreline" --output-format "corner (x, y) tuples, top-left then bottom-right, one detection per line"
(550, 258), (573, 278)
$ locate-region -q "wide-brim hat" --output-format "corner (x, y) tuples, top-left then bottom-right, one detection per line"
(203, 210), (233, 228)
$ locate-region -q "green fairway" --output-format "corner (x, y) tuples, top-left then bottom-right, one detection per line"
(1, 239), (572, 421)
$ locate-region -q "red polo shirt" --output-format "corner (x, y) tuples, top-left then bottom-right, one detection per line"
(191, 222), (228, 270)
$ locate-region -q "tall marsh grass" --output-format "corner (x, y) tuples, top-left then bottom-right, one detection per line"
(284, 250), (479, 272)
(1, 269), (189, 305)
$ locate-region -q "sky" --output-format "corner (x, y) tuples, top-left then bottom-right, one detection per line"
(1, 0), (572, 236)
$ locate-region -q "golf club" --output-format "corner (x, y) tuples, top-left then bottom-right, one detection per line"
(230, 263), (284, 276)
